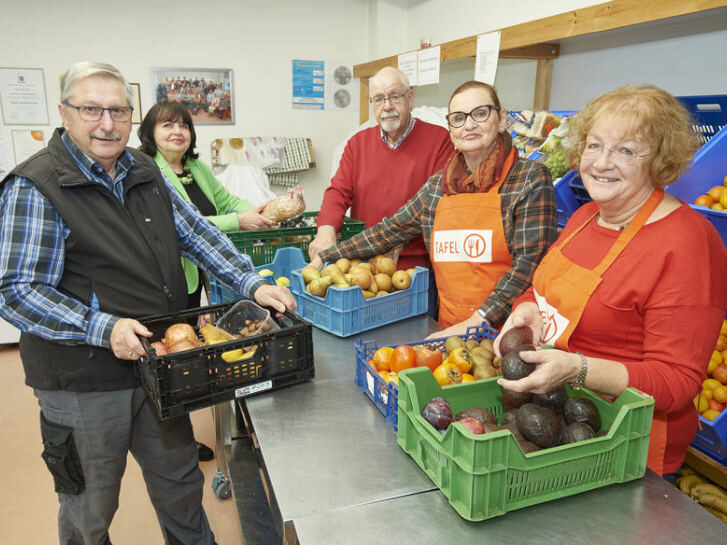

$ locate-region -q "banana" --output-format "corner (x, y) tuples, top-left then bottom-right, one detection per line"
(221, 347), (257, 363)
(677, 473), (706, 495)
(695, 492), (727, 515)
(679, 465), (696, 476)
(704, 505), (727, 523)
(691, 482), (727, 502)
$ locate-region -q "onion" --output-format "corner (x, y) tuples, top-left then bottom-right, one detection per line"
(150, 341), (168, 356)
(167, 339), (200, 354)
(163, 323), (198, 348)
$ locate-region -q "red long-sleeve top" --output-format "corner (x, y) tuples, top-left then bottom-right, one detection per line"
(516, 201), (727, 473)
(317, 120), (453, 269)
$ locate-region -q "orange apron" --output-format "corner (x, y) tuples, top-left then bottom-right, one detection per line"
(430, 150), (515, 328)
(531, 187), (668, 475)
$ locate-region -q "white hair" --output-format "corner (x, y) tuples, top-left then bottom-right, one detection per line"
(60, 61), (133, 106)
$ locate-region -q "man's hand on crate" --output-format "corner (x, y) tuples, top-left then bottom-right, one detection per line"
(308, 225), (337, 261)
(253, 284), (297, 314)
(110, 318), (153, 360)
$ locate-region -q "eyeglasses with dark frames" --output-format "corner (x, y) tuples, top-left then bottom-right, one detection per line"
(63, 101), (133, 122)
(446, 105), (500, 128)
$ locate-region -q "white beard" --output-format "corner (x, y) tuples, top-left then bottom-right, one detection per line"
(380, 116), (401, 134)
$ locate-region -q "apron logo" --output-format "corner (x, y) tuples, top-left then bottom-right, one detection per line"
(534, 288), (570, 345)
(463, 233), (487, 258)
(432, 230), (493, 263)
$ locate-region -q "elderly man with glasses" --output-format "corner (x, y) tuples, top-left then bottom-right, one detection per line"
(309, 66), (453, 273)
(0, 61), (296, 545)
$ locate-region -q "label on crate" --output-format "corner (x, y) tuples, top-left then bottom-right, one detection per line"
(235, 380), (273, 398)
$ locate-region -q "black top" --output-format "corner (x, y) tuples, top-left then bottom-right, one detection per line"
(177, 170), (217, 217)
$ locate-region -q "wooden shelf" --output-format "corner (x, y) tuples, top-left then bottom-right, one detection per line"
(685, 446), (727, 489)
(354, 0), (727, 123)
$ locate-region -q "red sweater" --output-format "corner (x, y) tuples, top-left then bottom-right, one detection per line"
(317, 120), (453, 269)
(516, 201), (727, 473)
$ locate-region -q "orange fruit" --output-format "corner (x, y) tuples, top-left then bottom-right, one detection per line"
(708, 356), (722, 375)
(711, 203), (725, 211)
(723, 175), (727, 187)
(373, 347), (395, 372)
(721, 320), (727, 336)
(694, 394), (709, 413)
(713, 364), (727, 384)
(702, 388), (714, 401)
(703, 378), (722, 391)
(716, 335), (727, 351)
(712, 350), (724, 365)
(720, 192), (727, 209)
(713, 385), (727, 404)
(702, 409), (721, 421)
(708, 185), (725, 202)
(708, 399), (725, 412)
(695, 195), (713, 207)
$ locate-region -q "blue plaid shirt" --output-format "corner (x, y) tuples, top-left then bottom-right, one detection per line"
(0, 130), (265, 348)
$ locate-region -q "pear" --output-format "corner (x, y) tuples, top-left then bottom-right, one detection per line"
(336, 258), (351, 274)
(308, 276), (333, 297)
(374, 273), (393, 292)
(301, 265), (321, 284)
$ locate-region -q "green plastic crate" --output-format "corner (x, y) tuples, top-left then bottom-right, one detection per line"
(397, 367), (654, 521)
(225, 211), (364, 266)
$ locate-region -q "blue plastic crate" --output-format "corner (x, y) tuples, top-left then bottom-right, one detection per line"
(692, 407), (727, 466)
(553, 171), (582, 228)
(353, 323), (499, 431)
(676, 95), (727, 145)
(290, 266), (429, 337)
(208, 247), (308, 304)
(665, 126), (727, 247)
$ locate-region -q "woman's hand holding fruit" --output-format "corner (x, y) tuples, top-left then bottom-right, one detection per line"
(494, 302), (542, 357)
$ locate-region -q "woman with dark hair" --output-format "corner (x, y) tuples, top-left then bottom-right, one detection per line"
(139, 101), (275, 461)
(139, 101), (275, 308)
(313, 81), (558, 335)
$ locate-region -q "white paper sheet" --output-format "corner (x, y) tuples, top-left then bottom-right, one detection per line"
(416, 46), (441, 86)
(474, 32), (501, 85)
(11, 129), (44, 165)
(0, 68), (49, 125)
(397, 51), (418, 86)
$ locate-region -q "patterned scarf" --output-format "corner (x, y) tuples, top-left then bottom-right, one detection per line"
(442, 133), (518, 195)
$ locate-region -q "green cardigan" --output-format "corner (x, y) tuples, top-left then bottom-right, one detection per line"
(155, 152), (254, 294)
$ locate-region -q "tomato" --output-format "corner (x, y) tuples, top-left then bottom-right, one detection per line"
(415, 344), (443, 371)
(391, 345), (417, 373)
(373, 347), (395, 372)
(708, 399), (725, 413)
(433, 362), (462, 386)
(449, 347), (472, 373)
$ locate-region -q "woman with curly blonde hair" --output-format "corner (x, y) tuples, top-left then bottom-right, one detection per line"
(495, 84), (727, 479)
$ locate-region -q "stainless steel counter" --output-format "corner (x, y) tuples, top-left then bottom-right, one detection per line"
(239, 317), (726, 544)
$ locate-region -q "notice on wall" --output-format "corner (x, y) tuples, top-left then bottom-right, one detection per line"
(398, 51), (418, 86)
(0, 68), (49, 125)
(474, 32), (501, 85)
(292, 60), (324, 110)
(12, 129), (44, 165)
(416, 46), (440, 86)
(325, 62), (359, 112)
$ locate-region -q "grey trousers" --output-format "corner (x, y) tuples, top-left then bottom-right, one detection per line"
(35, 386), (216, 545)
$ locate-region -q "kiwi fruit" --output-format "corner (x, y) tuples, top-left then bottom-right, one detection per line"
(445, 336), (465, 354)
(498, 326), (534, 357)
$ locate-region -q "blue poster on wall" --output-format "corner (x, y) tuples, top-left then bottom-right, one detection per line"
(292, 59), (324, 110)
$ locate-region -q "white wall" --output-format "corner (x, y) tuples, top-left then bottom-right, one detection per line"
(0, 0), (370, 210)
(392, 1), (727, 114)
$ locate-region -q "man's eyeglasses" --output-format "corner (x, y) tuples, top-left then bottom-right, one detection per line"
(580, 141), (653, 167)
(446, 105), (500, 128)
(369, 93), (406, 107)
(63, 101), (133, 122)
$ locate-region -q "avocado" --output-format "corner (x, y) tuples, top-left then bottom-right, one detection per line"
(503, 389), (533, 410)
(516, 403), (562, 448)
(455, 407), (497, 426)
(518, 439), (541, 454)
(500, 344), (536, 380)
(501, 422), (525, 442)
(532, 385), (569, 414)
(561, 422), (596, 444)
(501, 408), (519, 426)
(564, 397), (601, 433)
(498, 326), (534, 357)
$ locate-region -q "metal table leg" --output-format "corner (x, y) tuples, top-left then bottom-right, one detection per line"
(211, 402), (232, 499)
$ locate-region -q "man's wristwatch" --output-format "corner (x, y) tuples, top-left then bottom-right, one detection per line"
(569, 352), (588, 390)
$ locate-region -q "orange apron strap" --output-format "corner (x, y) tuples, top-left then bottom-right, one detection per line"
(646, 412), (668, 475)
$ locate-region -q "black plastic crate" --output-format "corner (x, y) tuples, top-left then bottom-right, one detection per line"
(135, 302), (314, 420)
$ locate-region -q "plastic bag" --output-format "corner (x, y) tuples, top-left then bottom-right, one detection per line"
(261, 185), (306, 222)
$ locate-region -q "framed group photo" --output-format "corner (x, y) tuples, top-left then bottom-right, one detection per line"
(151, 67), (234, 124)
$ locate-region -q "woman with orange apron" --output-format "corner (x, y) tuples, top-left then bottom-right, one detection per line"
(313, 81), (558, 334)
(495, 85), (727, 477)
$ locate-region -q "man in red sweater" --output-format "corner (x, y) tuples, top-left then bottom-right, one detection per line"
(309, 66), (453, 270)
